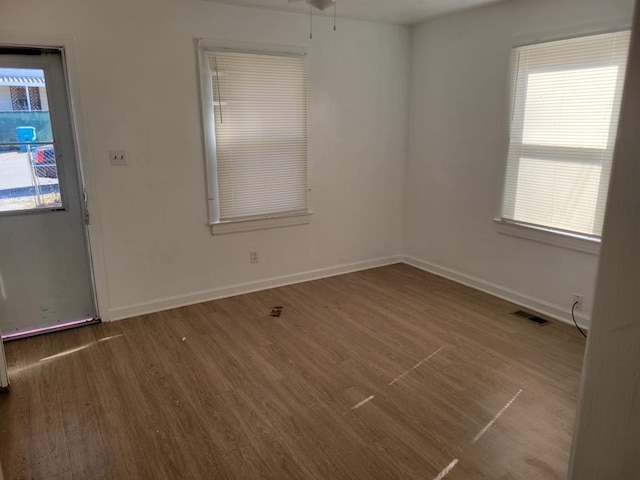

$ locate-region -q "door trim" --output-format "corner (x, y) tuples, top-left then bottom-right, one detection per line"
(0, 329), (8, 388)
(0, 32), (110, 321)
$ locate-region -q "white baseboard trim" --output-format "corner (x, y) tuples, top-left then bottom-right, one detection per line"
(108, 256), (403, 321)
(108, 253), (590, 332)
(402, 255), (590, 331)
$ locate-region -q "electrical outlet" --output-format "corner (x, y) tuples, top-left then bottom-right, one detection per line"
(250, 251), (259, 264)
(109, 150), (128, 166)
(573, 294), (583, 311)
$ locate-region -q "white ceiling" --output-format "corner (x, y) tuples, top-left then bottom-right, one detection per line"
(207, 0), (506, 25)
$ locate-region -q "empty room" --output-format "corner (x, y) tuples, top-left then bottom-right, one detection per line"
(1, 0), (639, 478)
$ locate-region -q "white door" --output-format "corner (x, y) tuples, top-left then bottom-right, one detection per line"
(0, 50), (96, 340)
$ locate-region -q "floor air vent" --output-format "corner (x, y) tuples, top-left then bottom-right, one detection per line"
(511, 310), (550, 325)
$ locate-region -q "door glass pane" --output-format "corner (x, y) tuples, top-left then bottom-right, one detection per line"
(0, 67), (61, 213)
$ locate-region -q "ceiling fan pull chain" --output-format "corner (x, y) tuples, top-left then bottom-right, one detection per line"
(310, 6), (313, 39)
(333, 1), (336, 31)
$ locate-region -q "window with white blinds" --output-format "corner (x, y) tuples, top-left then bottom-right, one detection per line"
(501, 30), (630, 238)
(203, 49), (308, 224)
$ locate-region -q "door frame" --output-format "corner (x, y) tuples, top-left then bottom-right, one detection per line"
(0, 329), (8, 388)
(0, 32), (110, 322)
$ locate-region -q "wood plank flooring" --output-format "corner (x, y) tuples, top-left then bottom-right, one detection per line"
(0, 264), (585, 479)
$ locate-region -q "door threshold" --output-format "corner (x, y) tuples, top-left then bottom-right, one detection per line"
(2, 318), (100, 342)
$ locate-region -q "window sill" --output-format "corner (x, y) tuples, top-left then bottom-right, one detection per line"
(493, 219), (601, 255)
(211, 212), (312, 235)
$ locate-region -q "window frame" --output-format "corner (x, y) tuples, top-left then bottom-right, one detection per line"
(496, 28), (631, 250)
(197, 39), (311, 235)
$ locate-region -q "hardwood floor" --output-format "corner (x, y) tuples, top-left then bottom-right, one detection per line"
(0, 264), (585, 479)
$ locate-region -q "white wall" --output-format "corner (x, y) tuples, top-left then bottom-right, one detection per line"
(0, 0), (411, 319)
(0, 86), (11, 111)
(405, 0), (635, 326)
(570, 2), (640, 476)
(39, 86), (49, 111)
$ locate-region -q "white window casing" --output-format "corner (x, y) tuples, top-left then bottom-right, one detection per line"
(500, 30), (630, 241)
(198, 40), (310, 235)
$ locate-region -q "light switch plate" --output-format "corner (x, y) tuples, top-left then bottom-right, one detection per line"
(109, 150), (128, 166)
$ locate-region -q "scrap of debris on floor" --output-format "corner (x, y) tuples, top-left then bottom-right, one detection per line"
(270, 306), (284, 317)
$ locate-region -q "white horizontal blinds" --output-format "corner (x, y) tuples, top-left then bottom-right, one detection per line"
(208, 51), (308, 221)
(502, 31), (630, 237)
